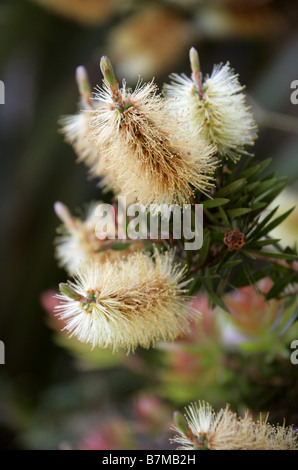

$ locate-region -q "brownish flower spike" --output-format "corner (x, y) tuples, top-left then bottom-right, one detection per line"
(89, 56), (217, 207)
(224, 228), (245, 251)
(172, 401), (298, 450)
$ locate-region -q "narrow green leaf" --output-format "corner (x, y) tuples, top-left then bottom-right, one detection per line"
(262, 171), (276, 181)
(204, 282), (229, 312)
(257, 158), (273, 174)
(256, 207), (295, 239)
(257, 179), (287, 204)
(215, 178), (246, 198)
(246, 238), (281, 247)
(223, 259), (242, 269)
(198, 230), (211, 267)
(228, 195), (249, 208)
(215, 251), (234, 273)
(227, 208), (251, 217)
(246, 215), (261, 236)
(218, 206), (231, 227)
(241, 249), (257, 260)
(231, 263), (272, 288)
(204, 208), (220, 225)
(203, 198), (230, 209)
(248, 205), (279, 239)
(249, 202), (267, 212)
(240, 157), (271, 179)
(266, 274), (296, 300)
(249, 249), (298, 261)
(241, 155), (256, 171)
(238, 165), (261, 180)
(246, 182), (259, 192)
(238, 158), (271, 181)
(250, 178), (277, 197)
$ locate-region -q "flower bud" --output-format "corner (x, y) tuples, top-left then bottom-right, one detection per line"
(100, 56), (117, 89)
(59, 282), (78, 300)
(76, 65), (92, 108)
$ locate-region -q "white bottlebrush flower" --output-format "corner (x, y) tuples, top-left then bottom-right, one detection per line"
(88, 56), (216, 207)
(164, 47), (257, 161)
(60, 106), (119, 194)
(59, 65), (117, 193)
(60, 110), (99, 167)
(172, 401), (249, 450)
(253, 415), (298, 451)
(172, 401), (298, 450)
(59, 66), (101, 168)
(54, 201), (142, 275)
(55, 250), (197, 351)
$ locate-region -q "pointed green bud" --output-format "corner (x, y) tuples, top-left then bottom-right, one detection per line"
(190, 47), (200, 74)
(59, 283), (78, 300)
(76, 65), (92, 108)
(189, 47), (202, 97)
(100, 56), (117, 88)
(173, 411), (189, 434)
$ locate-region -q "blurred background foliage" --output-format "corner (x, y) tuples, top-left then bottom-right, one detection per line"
(0, 0), (298, 450)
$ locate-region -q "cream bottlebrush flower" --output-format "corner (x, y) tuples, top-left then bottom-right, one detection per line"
(54, 201), (141, 275)
(89, 56), (216, 207)
(59, 66), (127, 195)
(172, 401), (253, 450)
(55, 250), (196, 351)
(59, 66), (100, 169)
(164, 47), (257, 161)
(253, 415), (298, 451)
(172, 401), (298, 450)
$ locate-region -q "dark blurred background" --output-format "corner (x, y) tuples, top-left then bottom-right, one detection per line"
(0, 0), (298, 450)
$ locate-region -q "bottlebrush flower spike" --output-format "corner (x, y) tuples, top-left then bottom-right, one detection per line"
(59, 66), (101, 169)
(171, 401), (298, 450)
(55, 250), (198, 351)
(164, 47), (257, 161)
(172, 401), (247, 450)
(88, 56), (216, 206)
(54, 201), (141, 275)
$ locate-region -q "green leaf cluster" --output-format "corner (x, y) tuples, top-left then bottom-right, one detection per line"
(185, 156), (297, 314)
